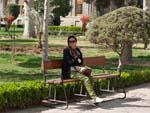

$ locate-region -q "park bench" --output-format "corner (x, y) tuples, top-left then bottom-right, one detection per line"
(41, 56), (126, 108)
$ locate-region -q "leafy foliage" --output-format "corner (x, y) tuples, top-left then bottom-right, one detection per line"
(0, 81), (47, 111)
(51, 0), (71, 17)
(94, 0), (143, 16)
(48, 26), (83, 35)
(34, 0), (71, 25)
(86, 6), (150, 55)
(4, 3), (20, 19)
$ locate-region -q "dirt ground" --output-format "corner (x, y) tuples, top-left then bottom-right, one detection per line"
(0, 45), (64, 55)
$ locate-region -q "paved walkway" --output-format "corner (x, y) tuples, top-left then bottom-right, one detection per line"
(6, 83), (150, 113)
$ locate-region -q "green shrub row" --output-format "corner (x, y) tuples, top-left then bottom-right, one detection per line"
(0, 81), (47, 111)
(1, 25), (82, 32)
(48, 26), (83, 36)
(0, 70), (150, 111)
(0, 24), (23, 28)
(48, 31), (83, 36)
(120, 70), (150, 87)
(48, 26), (81, 32)
(0, 26), (83, 36)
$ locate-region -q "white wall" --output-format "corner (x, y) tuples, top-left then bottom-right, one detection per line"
(0, 0), (4, 17)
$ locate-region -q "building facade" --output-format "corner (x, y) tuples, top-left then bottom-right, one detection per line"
(61, 0), (94, 26)
(0, 0), (147, 26)
(0, 0), (24, 24)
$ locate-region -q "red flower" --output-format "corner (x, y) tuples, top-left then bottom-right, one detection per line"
(80, 15), (90, 24)
(5, 16), (14, 25)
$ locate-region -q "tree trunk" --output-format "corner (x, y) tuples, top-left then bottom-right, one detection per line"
(23, 0), (35, 38)
(143, 0), (150, 49)
(121, 42), (132, 64)
(109, 0), (117, 11)
(42, 0), (49, 61)
(147, 45), (150, 50)
(144, 42), (148, 49)
(37, 32), (42, 48)
(143, 0), (150, 11)
(92, 0), (97, 19)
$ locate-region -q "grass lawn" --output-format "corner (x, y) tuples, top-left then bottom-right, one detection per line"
(0, 26), (23, 36)
(0, 38), (149, 83)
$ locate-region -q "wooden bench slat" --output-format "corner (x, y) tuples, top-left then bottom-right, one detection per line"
(46, 79), (79, 84)
(92, 74), (119, 79)
(46, 74), (118, 85)
(41, 56), (105, 71)
(84, 56), (105, 66)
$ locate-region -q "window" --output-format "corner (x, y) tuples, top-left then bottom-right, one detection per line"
(75, 0), (83, 15)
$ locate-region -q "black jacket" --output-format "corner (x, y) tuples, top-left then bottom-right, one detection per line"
(61, 47), (83, 80)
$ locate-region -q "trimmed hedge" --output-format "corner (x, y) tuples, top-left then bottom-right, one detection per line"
(0, 25), (83, 36)
(48, 26), (81, 32)
(121, 70), (150, 87)
(0, 70), (150, 111)
(48, 31), (83, 36)
(0, 81), (47, 111)
(48, 26), (83, 36)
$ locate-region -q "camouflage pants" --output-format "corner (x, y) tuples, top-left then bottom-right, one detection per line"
(71, 71), (97, 99)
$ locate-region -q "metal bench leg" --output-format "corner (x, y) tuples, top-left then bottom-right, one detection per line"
(73, 81), (78, 94)
(54, 85), (56, 103)
(119, 77), (126, 99)
(74, 82), (87, 97)
(110, 78), (115, 92)
(42, 83), (68, 109)
(62, 83), (68, 109)
(94, 80), (102, 96)
(48, 84), (52, 98)
(100, 79), (115, 93)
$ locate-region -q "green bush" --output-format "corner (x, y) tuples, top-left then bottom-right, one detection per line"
(95, 69), (150, 90)
(0, 69), (150, 111)
(0, 81), (47, 111)
(48, 26), (83, 36)
(48, 31), (83, 36)
(0, 26), (83, 36)
(48, 26), (81, 31)
(121, 70), (150, 87)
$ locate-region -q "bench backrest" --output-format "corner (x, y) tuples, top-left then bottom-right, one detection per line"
(41, 56), (105, 72)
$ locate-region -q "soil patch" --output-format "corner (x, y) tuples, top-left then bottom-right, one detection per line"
(0, 45), (64, 55)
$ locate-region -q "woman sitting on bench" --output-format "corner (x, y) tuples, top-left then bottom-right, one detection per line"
(61, 35), (103, 103)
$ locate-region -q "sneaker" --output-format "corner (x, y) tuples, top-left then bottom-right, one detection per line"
(95, 97), (104, 103)
(87, 97), (103, 105)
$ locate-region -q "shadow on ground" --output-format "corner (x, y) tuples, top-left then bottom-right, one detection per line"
(71, 97), (148, 111)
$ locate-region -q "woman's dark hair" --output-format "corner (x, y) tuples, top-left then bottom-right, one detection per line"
(67, 35), (77, 44)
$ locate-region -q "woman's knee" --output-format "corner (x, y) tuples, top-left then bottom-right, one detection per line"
(82, 76), (90, 82)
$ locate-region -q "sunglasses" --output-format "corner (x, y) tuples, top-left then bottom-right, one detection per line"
(69, 40), (76, 43)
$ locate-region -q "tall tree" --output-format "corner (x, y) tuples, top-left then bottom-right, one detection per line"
(51, 0), (71, 25)
(86, 6), (150, 66)
(34, 0), (71, 26)
(42, 0), (49, 61)
(143, 0), (150, 49)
